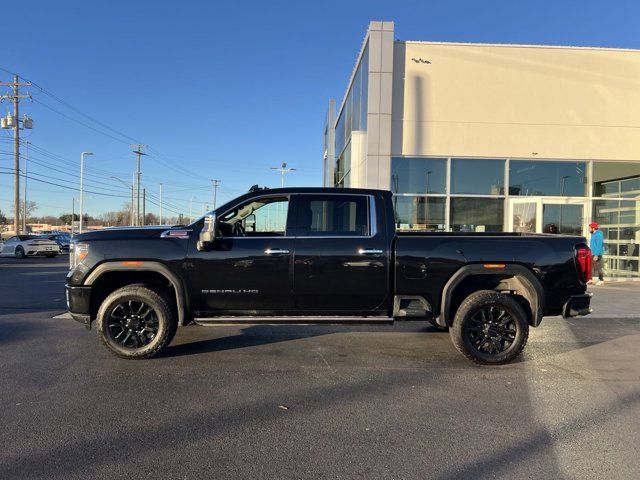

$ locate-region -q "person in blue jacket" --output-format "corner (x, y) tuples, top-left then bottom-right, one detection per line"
(589, 222), (605, 285)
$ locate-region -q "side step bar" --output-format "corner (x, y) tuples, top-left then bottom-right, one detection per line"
(194, 316), (395, 326)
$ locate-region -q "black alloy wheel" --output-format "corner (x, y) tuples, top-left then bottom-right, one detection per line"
(15, 246), (25, 259)
(97, 284), (177, 359)
(465, 306), (516, 355)
(107, 300), (160, 349)
(450, 290), (529, 365)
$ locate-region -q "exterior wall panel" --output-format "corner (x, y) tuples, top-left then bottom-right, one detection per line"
(398, 42), (640, 160)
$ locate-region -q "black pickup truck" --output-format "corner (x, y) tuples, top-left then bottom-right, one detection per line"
(66, 187), (592, 364)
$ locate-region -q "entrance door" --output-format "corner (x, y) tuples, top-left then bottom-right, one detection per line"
(541, 202), (584, 235)
(509, 198), (540, 233)
(508, 198), (585, 235)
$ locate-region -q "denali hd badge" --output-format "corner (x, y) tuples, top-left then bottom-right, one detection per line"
(202, 289), (259, 294)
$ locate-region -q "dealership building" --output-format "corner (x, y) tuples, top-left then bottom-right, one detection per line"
(323, 21), (640, 278)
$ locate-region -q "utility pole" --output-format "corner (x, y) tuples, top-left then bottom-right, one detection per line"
(71, 198), (75, 235)
(131, 172), (136, 226)
(132, 144), (146, 226)
(159, 183), (163, 225)
(1, 75), (33, 235)
(142, 188), (146, 226)
(23, 141), (29, 232)
(270, 162), (296, 188)
(211, 179), (221, 210)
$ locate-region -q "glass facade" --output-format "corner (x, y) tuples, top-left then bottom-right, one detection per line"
(335, 140), (351, 187)
(391, 157), (446, 194)
(394, 196), (446, 231)
(451, 159), (505, 195)
(590, 161), (640, 278)
(509, 160), (587, 196)
(389, 156), (640, 278)
(451, 198), (504, 232)
(334, 43), (369, 187)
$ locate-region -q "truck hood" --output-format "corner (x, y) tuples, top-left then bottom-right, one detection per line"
(73, 226), (185, 242)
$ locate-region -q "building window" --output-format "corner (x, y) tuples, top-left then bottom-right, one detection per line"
(592, 199), (640, 278)
(333, 44), (369, 162)
(390, 157), (446, 194)
(451, 198), (504, 232)
(451, 159), (505, 195)
(394, 196), (446, 231)
(334, 141), (351, 188)
(509, 160), (587, 196)
(592, 162), (640, 198)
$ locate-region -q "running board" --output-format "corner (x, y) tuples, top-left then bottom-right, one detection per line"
(194, 316), (394, 326)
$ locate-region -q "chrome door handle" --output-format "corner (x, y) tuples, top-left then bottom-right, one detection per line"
(358, 248), (383, 255)
(265, 248), (290, 255)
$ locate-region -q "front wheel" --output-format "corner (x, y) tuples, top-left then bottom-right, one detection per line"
(449, 290), (529, 365)
(97, 284), (177, 359)
(15, 246), (25, 259)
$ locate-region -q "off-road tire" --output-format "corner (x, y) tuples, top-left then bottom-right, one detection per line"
(97, 284), (177, 359)
(450, 290), (529, 365)
(15, 246), (25, 259)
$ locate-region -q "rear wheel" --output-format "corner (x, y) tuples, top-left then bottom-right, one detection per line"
(14, 246), (25, 259)
(450, 290), (529, 365)
(97, 284), (177, 359)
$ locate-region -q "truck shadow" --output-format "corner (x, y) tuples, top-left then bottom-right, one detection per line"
(162, 323), (449, 358)
(160, 320), (614, 361)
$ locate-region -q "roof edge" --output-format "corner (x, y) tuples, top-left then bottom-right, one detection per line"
(398, 39), (640, 53)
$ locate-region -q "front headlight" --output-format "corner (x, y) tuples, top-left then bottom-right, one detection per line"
(70, 242), (89, 270)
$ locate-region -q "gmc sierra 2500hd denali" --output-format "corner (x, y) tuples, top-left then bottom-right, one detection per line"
(66, 187), (592, 364)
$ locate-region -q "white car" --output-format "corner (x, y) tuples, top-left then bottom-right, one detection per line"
(0, 235), (60, 259)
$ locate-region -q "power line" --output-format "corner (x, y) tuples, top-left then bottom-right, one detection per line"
(0, 170), (129, 198)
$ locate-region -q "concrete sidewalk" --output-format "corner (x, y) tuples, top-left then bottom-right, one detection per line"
(586, 282), (640, 318)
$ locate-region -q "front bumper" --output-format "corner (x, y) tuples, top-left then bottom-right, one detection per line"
(562, 293), (593, 317)
(65, 285), (92, 327)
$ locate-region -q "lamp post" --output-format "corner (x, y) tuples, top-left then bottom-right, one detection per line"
(271, 162), (296, 188)
(79, 151), (93, 233)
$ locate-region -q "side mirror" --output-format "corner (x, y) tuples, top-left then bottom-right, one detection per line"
(197, 214), (217, 251)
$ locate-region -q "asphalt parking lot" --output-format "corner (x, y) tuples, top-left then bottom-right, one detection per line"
(1, 256), (640, 479)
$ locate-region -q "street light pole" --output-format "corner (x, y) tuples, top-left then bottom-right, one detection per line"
(79, 151), (93, 234)
(271, 163), (296, 188)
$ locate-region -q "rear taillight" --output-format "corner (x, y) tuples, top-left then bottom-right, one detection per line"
(576, 245), (592, 284)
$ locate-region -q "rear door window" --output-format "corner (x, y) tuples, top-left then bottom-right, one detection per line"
(295, 195), (370, 237)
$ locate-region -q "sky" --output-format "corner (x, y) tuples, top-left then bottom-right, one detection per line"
(1, 0), (639, 220)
